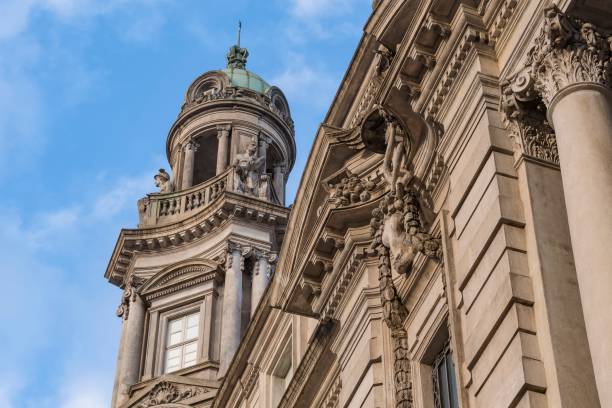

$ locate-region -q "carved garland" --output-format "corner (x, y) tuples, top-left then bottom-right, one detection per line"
(364, 110), (442, 407)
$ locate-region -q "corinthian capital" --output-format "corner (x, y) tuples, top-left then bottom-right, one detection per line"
(526, 6), (612, 106)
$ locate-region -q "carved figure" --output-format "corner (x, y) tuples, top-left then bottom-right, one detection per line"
(154, 168), (173, 193)
(233, 139), (269, 199)
(379, 107), (412, 194)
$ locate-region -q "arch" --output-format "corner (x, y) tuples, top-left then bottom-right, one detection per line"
(184, 71), (230, 105)
(140, 258), (221, 298)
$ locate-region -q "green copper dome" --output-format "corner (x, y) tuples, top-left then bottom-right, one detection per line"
(222, 44), (270, 94)
(222, 67), (270, 94)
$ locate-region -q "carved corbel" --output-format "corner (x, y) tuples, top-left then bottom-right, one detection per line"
(500, 70), (559, 165)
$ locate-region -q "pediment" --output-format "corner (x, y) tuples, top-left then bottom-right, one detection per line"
(122, 376), (218, 408)
(140, 259), (221, 300)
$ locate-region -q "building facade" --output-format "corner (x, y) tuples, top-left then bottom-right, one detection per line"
(105, 1), (612, 407)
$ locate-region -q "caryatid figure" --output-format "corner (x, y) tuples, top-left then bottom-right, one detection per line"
(379, 107), (412, 194)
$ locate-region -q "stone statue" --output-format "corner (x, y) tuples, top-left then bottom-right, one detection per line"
(233, 139), (268, 199)
(379, 106), (412, 194)
(154, 169), (173, 193)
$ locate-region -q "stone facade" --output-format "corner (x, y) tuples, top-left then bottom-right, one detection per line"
(106, 1), (612, 407)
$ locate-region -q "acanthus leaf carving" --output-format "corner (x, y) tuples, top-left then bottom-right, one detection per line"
(526, 6), (612, 106)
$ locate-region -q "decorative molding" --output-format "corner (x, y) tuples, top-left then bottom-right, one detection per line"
(239, 362), (260, 398)
(321, 375), (341, 408)
(526, 6), (612, 107)
(136, 381), (209, 408)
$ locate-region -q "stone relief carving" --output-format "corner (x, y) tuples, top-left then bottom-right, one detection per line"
(137, 381), (208, 408)
(154, 168), (173, 193)
(233, 138), (269, 200)
(328, 171), (375, 207)
(363, 108), (442, 408)
(379, 106), (412, 195)
(525, 6), (612, 107)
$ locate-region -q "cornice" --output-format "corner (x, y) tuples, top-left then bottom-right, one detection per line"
(105, 191), (289, 287)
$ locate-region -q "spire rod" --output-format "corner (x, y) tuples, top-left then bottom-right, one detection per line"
(237, 21), (242, 47)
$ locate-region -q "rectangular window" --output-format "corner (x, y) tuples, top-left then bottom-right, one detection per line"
(432, 341), (459, 408)
(271, 339), (292, 408)
(164, 312), (200, 373)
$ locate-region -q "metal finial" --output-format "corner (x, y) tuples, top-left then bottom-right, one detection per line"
(237, 21), (242, 47)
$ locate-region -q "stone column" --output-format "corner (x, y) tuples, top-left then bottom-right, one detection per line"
(273, 165), (285, 205)
(251, 250), (275, 316)
(115, 291), (146, 407)
(219, 242), (243, 375)
(216, 125), (231, 175)
(181, 139), (198, 190)
(526, 8), (612, 405)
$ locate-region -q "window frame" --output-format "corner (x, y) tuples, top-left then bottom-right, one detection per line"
(164, 312), (201, 374)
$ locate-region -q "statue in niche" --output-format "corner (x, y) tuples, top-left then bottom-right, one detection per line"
(378, 105), (412, 195)
(154, 169), (173, 193)
(233, 139), (269, 199)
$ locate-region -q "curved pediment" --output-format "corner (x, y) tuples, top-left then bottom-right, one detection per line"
(140, 259), (221, 300)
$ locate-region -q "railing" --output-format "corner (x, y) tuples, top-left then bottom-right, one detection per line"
(138, 168), (234, 228)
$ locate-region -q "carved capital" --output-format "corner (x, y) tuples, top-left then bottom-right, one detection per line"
(116, 273), (145, 320)
(216, 124), (232, 135)
(527, 6), (612, 106)
(501, 75), (559, 165)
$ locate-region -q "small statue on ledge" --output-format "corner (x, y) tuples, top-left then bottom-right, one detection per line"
(154, 169), (173, 193)
(379, 105), (412, 195)
(233, 139), (269, 199)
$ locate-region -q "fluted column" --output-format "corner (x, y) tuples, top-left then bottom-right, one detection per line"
(525, 8), (612, 405)
(181, 139), (198, 190)
(114, 288), (146, 407)
(219, 242), (244, 375)
(273, 165), (285, 205)
(216, 125), (231, 175)
(251, 250), (276, 316)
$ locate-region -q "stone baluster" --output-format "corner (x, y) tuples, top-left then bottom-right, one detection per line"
(523, 8), (612, 405)
(181, 139), (198, 190)
(273, 165), (285, 205)
(216, 124), (231, 175)
(113, 284), (146, 407)
(219, 242), (244, 375)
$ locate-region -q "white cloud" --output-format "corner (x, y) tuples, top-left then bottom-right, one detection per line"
(58, 378), (109, 408)
(270, 53), (339, 110)
(93, 173), (151, 219)
(290, 0), (358, 18)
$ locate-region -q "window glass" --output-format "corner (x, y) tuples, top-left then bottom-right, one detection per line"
(432, 342), (459, 408)
(164, 312), (200, 374)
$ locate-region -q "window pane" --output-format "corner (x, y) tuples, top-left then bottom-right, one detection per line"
(165, 347), (181, 373)
(168, 331), (182, 346)
(186, 325), (198, 340)
(168, 318), (184, 345)
(187, 313), (199, 328)
(183, 342), (198, 367)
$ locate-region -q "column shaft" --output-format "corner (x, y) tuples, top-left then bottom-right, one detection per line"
(273, 165), (285, 205)
(219, 247), (243, 375)
(115, 294), (145, 407)
(181, 141), (196, 189)
(216, 126), (231, 175)
(549, 84), (612, 405)
(251, 254), (269, 316)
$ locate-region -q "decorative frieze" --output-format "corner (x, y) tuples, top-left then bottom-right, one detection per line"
(137, 381), (209, 408)
(526, 6), (612, 106)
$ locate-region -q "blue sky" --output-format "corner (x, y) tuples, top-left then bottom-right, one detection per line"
(0, 0), (370, 406)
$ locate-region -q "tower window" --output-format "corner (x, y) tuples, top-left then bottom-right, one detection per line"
(270, 337), (292, 407)
(164, 312), (200, 373)
(432, 341), (459, 408)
